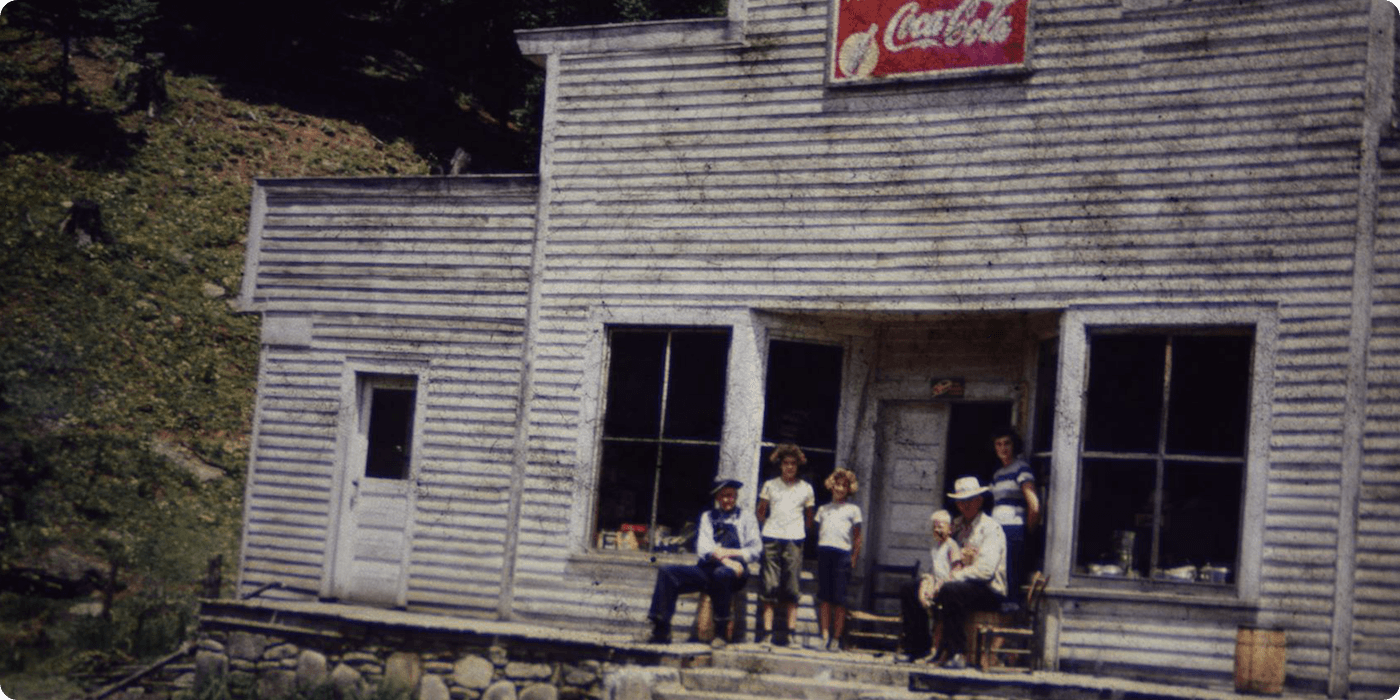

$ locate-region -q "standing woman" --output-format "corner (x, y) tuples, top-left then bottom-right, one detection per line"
(988, 427), (1040, 598)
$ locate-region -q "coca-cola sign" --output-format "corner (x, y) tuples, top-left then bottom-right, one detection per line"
(829, 0), (1029, 83)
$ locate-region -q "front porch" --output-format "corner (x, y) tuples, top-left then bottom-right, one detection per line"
(186, 598), (1317, 700)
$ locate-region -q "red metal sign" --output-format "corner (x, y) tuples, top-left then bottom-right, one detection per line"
(829, 0), (1029, 83)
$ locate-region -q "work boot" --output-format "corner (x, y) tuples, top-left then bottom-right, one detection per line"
(636, 619), (671, 644)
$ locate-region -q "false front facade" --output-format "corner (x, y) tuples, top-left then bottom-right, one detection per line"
(235, 1), (1400, 696)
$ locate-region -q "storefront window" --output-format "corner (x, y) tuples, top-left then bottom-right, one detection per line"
(594, 327), (730, 550)
(1073, 330), (1253, 585)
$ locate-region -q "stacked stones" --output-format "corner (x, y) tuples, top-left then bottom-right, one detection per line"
(192, 630), (604, 700)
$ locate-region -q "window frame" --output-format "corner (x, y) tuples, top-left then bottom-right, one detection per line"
(1046, 306), (1276, 602)
(571, 308), (760, 557)
(593, 325), (733, 549)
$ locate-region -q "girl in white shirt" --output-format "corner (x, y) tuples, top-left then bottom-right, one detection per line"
(814, 467), (862, 651)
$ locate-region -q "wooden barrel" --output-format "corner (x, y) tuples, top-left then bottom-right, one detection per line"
(1235, 627), (1285, 695)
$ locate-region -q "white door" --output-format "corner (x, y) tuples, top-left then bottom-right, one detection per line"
(328, 374), (419, 607)
(870, 402), (948, 574)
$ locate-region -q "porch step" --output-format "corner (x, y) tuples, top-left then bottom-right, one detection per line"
(700, 646), (918, 691)
(654, 681), (929, 700)
(666, 648), (1253, 700)
(654, 647), (924, 700)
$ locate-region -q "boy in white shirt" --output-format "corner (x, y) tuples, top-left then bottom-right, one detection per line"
(918, 509), (961, 607)
(757, 443), (816, 647)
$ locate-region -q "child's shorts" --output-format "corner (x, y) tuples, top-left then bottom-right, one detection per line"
(816, 545), (852, 606)
(761, 538), (804, 602)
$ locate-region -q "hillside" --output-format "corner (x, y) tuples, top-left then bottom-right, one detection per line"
(0, 0), (734, 691)
(0, 27), (442, 696)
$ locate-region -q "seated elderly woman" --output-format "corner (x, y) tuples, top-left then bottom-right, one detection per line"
(900, 476), (1007, 668)
(640, 477), (762, 647)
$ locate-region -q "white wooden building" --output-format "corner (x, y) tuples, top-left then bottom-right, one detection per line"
(235, 0), (1400, 696)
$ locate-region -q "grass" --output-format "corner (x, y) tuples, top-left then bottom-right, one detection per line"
(0, 25), (437, 692)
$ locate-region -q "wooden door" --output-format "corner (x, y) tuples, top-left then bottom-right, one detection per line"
(869, 402), (949, 576)
(329, 375), (419, 607)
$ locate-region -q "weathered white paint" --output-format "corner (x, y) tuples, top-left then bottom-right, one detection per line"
(237, 177), (537, 614)
(230, 0), (1400, 694)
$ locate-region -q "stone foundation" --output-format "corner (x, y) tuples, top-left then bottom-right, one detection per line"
(193, 629), (602, 700)
(179, 599), (710, 700)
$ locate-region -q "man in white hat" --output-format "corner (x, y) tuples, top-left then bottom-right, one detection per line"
(640, 477), (762, 647)
(900, 475), (1007, 668)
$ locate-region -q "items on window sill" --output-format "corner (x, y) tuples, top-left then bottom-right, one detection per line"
(1156, 565), (1198, 582)
(1085, 563), (1142, 578)
(1078, 562), (1232, 584)
(1145, 564), (1231, 583)
(597, 524), (647, 550)
(1199, 564), (1231, 583)
(595, 522), (698, 553)
(595, 531), (622, 550)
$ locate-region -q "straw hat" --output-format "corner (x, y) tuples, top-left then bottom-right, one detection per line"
(946, 476), (991, 501)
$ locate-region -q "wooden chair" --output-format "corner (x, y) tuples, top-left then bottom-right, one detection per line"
(845, 560), (919, 651)
(972, 571), (1049, 672)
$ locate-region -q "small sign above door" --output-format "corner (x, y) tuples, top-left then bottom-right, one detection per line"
(828, 0), (1030, 84)
(930, 377), (965, 399)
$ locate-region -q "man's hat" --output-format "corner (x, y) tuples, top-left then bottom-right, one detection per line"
(947, 475), (991, 501)
(711, 477), (743, 495)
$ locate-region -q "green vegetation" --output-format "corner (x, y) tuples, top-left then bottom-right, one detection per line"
(0, 18), (432, 693)
(0, 0), (722, 691)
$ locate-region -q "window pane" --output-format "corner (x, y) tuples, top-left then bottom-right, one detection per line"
(365, 387), (415, 480)
(763, 340), (844, 451)
(663, 332), (730, 440)
(603, 331), (667, 438)
(1031, 337), (1058, 454)
(596, 441), (659, 532)
(1166, 334), (1252, 457)
(1075, 458), (1155, 577)
(1084, 335), (1167, 453)
(656, 444), (722, 531)
(1159, 461), (1242, 576)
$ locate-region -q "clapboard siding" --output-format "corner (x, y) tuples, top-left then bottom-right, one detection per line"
(502, 0), (1385, 690)
(245, 177), (537, 320)
(228, 0), (1399, 693)
(238, 176), (538, 614)
(1353, 137), (1400, 694)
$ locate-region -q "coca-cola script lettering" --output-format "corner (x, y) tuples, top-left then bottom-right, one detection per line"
(884, 0), (1015, 52)
(829, 0), (1028, 82)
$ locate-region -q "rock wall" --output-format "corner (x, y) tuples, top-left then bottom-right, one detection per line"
(189, 629), (607, 700)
